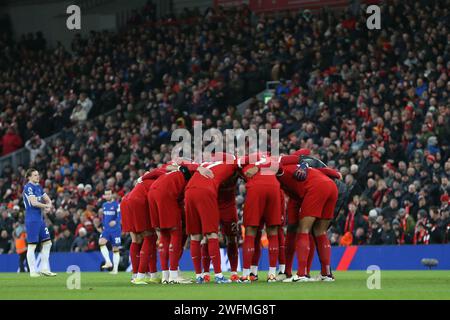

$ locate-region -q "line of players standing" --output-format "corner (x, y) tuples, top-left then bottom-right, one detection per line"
(113, 148), (341, 284)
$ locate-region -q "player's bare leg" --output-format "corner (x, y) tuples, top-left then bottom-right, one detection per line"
(240, 226), (257, 283)
(284, 216), (316, 282)
(312, 219), (334, 281)
(266, 225), (279, 282)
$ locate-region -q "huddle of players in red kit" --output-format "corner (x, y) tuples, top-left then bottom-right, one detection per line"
(120, 148), (341, 284)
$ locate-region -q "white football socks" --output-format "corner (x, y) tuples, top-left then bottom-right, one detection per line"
(112, 251), (120, 272)
(250, 265), (258, 275)
(27, 244), (37, 274)
(269, 267), (277, 276)
(100, 245), (112, 264)
(40, 241), (52, 271)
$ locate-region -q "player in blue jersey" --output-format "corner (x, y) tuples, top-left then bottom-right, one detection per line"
(22, 168), (57, 277)
(99, 189), (122, 274)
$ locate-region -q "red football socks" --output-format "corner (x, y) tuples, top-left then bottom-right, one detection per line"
(201, 242), (210, 273)
(138, 237), (150, 274)
(130, 242), (141, 274)
(307, 233), (316, 275)
(296, 233), (310, 277)
(148, 233), (157, 273)
(227, 241), (238, 272)
(268, 234), (279, 268)
(159, 230), (170, 271)
(285, 231), (296, 277)
(169, 229), (182, 271)
(207, 238), (222, 274)
(190, 239), (202, 274)
(251, 231), (261, 266)
(243, 234), (255, 269)
(315, 234), (331, 276)
(278, 228), (286, 265)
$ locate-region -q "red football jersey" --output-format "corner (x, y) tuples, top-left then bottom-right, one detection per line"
(128, 178), (156, 200)
(238, 152), (279, 187)
(186, 153), (238, 192)
(150, 163), (199, 198)
(218, 176), (237, 209)
(277, 164), (337, 200)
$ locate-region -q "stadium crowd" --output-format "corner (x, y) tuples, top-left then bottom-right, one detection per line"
(0, 0), (449, 256)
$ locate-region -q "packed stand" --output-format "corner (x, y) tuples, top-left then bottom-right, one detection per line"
(0, 0), (449, 255)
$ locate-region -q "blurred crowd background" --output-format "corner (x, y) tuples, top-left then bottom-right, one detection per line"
(0, 0), (449, 256)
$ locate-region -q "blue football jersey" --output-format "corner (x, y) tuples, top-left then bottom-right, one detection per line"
(23, 182), (46, 222)
(102, 201), (121, 230)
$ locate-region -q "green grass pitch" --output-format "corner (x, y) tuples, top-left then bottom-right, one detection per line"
(0, 271), (449, 300)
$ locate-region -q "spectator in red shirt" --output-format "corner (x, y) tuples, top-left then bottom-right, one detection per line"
(1, 127), (23, 156)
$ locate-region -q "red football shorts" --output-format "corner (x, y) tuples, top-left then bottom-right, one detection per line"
(219, 205), (239, 237)
(300, 180), (338, 220)
(280, 190), (286, 226)
(185, 188), (220, 235)
(243, 185), (281, 227)
(124, 194), (153, 233)
(120, 196), (132, 232)
(286, 198), (301, 225)
(147, 189), (182, 229)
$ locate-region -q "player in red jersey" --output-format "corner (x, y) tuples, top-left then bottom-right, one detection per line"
(147, 161), (199, 284)
(276, 153), (340, 282)
(242, 149), (340, 281)
(219, 177), (240, 281)
(282, 196), (316, 279)
(121, 167), (165, 284)
(276, 190), (287, 280)
(201, 177), (240, 283)
(184, 152), (238, 284)
(238, 152), (282, 283)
